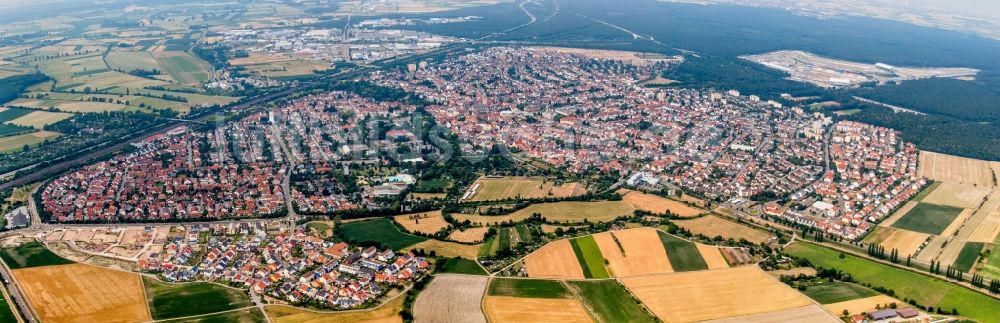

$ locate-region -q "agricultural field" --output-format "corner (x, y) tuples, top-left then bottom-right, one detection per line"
(413, 274), (488, 323)
(0, 291), (15, 323)
(0, 107), (34, 121)
(785, 242), (1000, 322)
(337, 218), (427, 250)
(6, 98), (133, 113)
(964, 190), (1000, 243)
(657, 231), (709, 272)
(266, 292), (403, 323)
(105, 50), (170, 78)
(237, 58), (331, 80)
(483, 296), (593, 323)
(823, 295), (905, 318)
(524, 239), (585, 279)
(437, 257), (486, 275)
(980, 244), (1000, 280)
(672, 215), (771, 243)
(447, 226), (488, 243)
(592, 228), (673, 277)
(462, 176), (585, 201)
(0, 241), (74, 269)
(569, 235), (610, 279)
(5, 110), (73, 128)
(0, 131), (59, 153)
(952, 242), (984, 272)
(393, 210), (448, 235)
(13, 263), (150, 322)
(918, 151), (1000, 187)
(162, 308), (266, 323)
(621, 266), (831, 323)
(890, 203), (965, 235)
(154, 51), (212, 86)
(453, 200), (634, 225)
(488, 278), (570, 298)
(920, 182), (992, 208)
(143, 276), (251, 320)
(862, 226), (930, 257)
(567, 280), (656, 323)
(619, 189), (703, 217)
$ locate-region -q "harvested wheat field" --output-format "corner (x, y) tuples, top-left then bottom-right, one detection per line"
(266, 292), (403, 323)
(863, 227), (930, 257)
(393, 210), (449, 235)
(413, 274), (488, 323)
(464, 176), (585, 201)
(409, 240), (480, 259)
(919, 151), (1000, 187)
(484, 296), (594, 323)
(921, 182), (992, 209)
(965, 190), (1000, 243)
(701, 305), (838, 323)
(524, 239), (585, 279)
(673, 215), (771, 243)
(13, 263), (150, 323)
(454, 201), (634, 225)
(593, 228), (672, 277)
(619, 190), (703, 217)
(448, 227), (489, 243)
(621, 266), (815, 323)
(823, 295), (903, 316)
(696, 244), (730, 269)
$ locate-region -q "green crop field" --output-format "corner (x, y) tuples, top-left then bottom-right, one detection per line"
(0, 124), (32, 136)
(337, 218), (426, 250)
(498, 227), (512, 251)
(478, 236), (496, 257)
(0, 288), (16, 323)
(801, 281), (880, 304)
(785, 242), (1000, 322)
(657, 232), (708, 272)
(488, 278), (571, 298)
(0, 241), (74, 269)
(952, 242), (984, 273)
(515, 224), (532, 242)
(0, 107), (33, 121)
(438, 257), (486, 275)
(143, 277), (252, 320)
(891, 203), (964, 235)
(568, 280), (655, 323)
(570, 236), (610, 279)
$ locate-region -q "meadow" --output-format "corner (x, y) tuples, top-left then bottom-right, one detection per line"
(143, 277), (251, 320)
(438, 257), (486, 275)
(801, 281), (880, 304)
(785, 242), (1000, 322)
(0, 241), (73, 269)
(337, 218), (427, 250)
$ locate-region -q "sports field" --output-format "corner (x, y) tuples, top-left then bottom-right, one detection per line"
(453, 201), (634, 225)
(890, 202), (964, 235)
(785, 242), (1000, 322)
(621, 266), (820, 323)
(567, 280), (656, 323)
(338, 218), (427, 250)
(14, 263), (150, 323)
(0, 241), (74, 269)
(393, 210), (448, 235)
(463, 176), (585, 201)
(570, 235), (610, 278)
(657, 231), (709, 272)
(619, 189), (703, 217)
(672, 215), (771, 243)
(143, 276), (251, 320)
(413, 275), (488, 323)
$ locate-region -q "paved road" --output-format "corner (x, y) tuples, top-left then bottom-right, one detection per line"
(0, 260), (35, 323)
